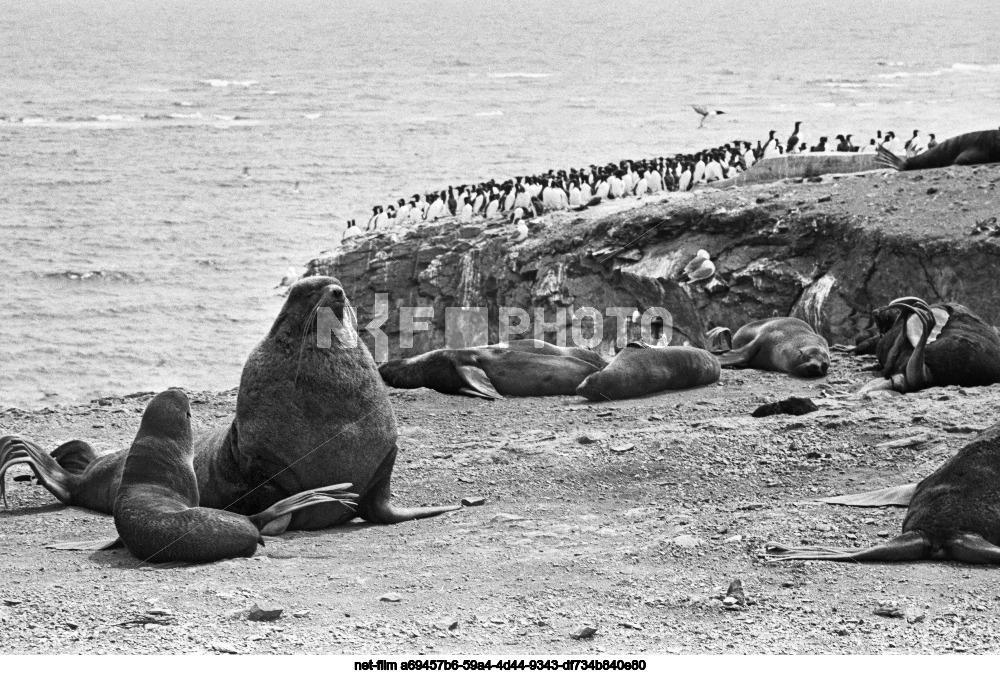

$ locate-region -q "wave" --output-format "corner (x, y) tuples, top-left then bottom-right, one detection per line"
(487, 72), (554, 79)
(199, 79), (259, 88)
(950, 62), (1000, 73)
(41, 270), (141, 283)
(879, 63), (1000, 80)
(474, 110), (503, 117)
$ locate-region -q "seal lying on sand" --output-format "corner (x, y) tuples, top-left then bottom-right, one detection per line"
(877, 129), (1000, 171)
(497, 339), (607, 370)
(114, 389), (356, 563)
(860, 296), (1000, 393)
(714, 317), (829, 377)
(768, 421), (1000, 564)
(0, 276), (459, 531)
(379, 347), (599, 400)
(575, 343), (720, 401)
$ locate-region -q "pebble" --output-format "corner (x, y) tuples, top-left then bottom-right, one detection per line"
(577, 432), (608, 444)
(671, 534), (703, 549)
(461, 496), (487, 507)
(610, 444), (635, 454)
(379, 593), (403, 603)
(211, 641), (239, 654)
(570, 626), (597, 640)
(873, 602), (905, 619)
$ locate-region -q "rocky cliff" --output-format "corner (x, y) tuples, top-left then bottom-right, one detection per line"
(306, 163), (1000, 358)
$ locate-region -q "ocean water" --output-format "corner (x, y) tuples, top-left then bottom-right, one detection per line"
(2, 0), (998, 409)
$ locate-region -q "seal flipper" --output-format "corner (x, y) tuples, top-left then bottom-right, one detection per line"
(249, 483), (359, 536)
(946, 532), (1000, 564)
(45, 537), (123, 551)
(715, 342), (756, 368)
(0, 436), (75, 507)
(355, 447), (461, 524)
(818, 483), (918, 507)
(455, 365), (504, 400)
(766, 530), (930, 562)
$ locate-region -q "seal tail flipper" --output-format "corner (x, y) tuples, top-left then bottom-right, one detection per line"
(455, 365), (504, 400)
(356, 457), (461, 524)
(875, 145), (905, 171)
(0, 436), (76, 507)
(817, 482), (918, 507)
(946, 533), (1000, 564)
(766, 531), (930, 562)
(45, 537), (123, 551)
(715, 344), (754, 368)
(248, 483), (359, 536)
(706, 327), (732, 353)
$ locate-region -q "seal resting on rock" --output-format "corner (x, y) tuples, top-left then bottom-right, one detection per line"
(876, 129), (1000, 171)
(378, 347), (599, 400)
(714, 317), (830, 377)
(114, 389), (356, 563)
(0, 276), (459, 531)
(860, 296), (1000, 393)
(767, 421), (1000, 564)
(575, 343), (720, 401)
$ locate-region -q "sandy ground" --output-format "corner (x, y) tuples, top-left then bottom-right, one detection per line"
(2, 349), (1000, 655)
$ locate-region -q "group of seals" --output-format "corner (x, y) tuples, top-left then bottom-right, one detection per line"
(768, 421), (1000, 564)
(378, 344), (600, 400)
(114, 390), (356, 563)
(0, 277), (459, 561)
(711, 317), (830, 378)
(855, 296), (1000, 393)
(876, 129), (1000, 171)
(575, 344), (720, 401)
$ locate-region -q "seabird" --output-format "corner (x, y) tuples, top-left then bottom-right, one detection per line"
(692, 104), (725, 128)
(786, 122), (801, 154)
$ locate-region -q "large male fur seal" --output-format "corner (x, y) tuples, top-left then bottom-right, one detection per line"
(0, 277), (459, 531)
(714, 317), (829, 377)
(768, 421), (1000, 564)
(575, 344), (720, 401)
(378, 347), (599, 400)
(114, 389), (356, 563)
(859, 296), (1000, 393)
(876, 129), (1000, 171)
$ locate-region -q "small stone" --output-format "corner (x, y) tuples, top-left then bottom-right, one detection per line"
(65, 622), (79, 630)
(596, 411), (613, 418)
(863, 390), (902, 400)
(906, 611), (926, 624)
(292, 610), (310, 618)
(577, 432), (608, 444)
(619, 622), (643, 630)
(379, 593), (403, 603)
(671, 534), (703, 549)
(461, 496), (486, 507)
(146, 608), (173, 616)
(725, 579), (747, 606)
(722, 597), (738, 606)
(724, 535), (743, 544)
(247, 603), (283, 622)
(610, 444), (635, 454)
(926, 187), (938, 195)
(211, 641), (239, 654)
(2, 599), (22, 606)
(434, 619), (460, 631)
(817, 195), (832, 203)
(648, 415), (664, 421)
(570, 625), (597, 640)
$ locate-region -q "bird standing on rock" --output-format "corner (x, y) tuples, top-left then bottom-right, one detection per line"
(786, 122), (801, 155)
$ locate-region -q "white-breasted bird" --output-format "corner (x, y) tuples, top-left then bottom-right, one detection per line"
(692, 105), (725, 128)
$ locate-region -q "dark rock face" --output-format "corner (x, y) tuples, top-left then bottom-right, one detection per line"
(306, 166), (1000, 361)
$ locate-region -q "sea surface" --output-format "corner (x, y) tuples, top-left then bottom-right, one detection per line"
(2, 0), (998, 409)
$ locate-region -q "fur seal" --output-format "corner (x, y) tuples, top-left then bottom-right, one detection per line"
(715, 317), (830, 377)
(0, 277), (459, 531)
(497, 339), (607, 369)
(114, 389), (356, 563)
(861, 296), (1000, 393)
(876, 129), (1000, 171)
(378, 347), (599, 400)
(575, 343), (720, 401)
(768, 421), (1000, 564)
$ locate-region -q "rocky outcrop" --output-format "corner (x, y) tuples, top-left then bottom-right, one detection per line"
(307, 163), (1000, 359)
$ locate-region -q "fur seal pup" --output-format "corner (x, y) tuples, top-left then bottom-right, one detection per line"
(768, 421), (1000, 564)
(114, 389), (356, 563)
(575, 343), (720, 401)
(860, 296), (1000, 393)
(715, 317), (830, 377)
(0, 277), (459, 531)
(378, 347), (599, 400)
(876, 129), (1000, 171)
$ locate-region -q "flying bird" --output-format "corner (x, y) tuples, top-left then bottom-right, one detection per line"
(692, 105), (725, 128)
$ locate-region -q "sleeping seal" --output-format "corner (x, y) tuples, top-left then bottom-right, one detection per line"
(715, 317), (830, 377)
(876, 129), (1000, 171)
(378, 347), (599, 400)
(768, 421), (1000, 564)
(575, 343), (720, 401)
